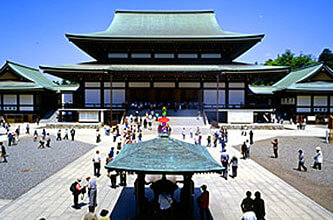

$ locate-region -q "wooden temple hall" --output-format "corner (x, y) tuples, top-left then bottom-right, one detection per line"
(40, 10), (289, 123)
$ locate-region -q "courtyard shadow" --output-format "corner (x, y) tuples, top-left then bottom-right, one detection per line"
(110, 187), (213, 220)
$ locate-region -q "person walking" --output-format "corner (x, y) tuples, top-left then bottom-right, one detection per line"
(312, 147), (323, 170)
(96, 129), (101, 143)
(190, 128), (193, 139)
(182, 128), (186, 140)
(230, 156), (238, 178)
(241, 141), (247, 159)
(253, 191), (265, 220)
(197, 185), (210, 220)
(45, 133), (51, 148)
(297, 149), (307, 171)
(271, 139), (278, 158)
(241, 191), (254, 213)
(245, 140), (251, 158)
(56, 129), (62, 141)
(70, 127), (76, 141)
(64, 128), (69, 140)
(33, 130), (38, 142)
(42, 128), (46, 138)
(0, 142), (7, 163)
(93, 150), (101, 177)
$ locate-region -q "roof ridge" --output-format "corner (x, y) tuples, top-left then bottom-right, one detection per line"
(291, 62), (322, 72)
(6, 60), (39, 72)
(115, 9), (215, 14)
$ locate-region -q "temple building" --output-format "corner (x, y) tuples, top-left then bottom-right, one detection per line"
(40, 10), (290, 123)
(0, 60), (77, 122)
(250, 63), (333, 122)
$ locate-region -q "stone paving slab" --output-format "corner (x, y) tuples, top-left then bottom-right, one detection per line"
(0, 128), (332, 219)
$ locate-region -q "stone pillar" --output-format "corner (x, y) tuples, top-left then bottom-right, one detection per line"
(100, 111), (104, 123)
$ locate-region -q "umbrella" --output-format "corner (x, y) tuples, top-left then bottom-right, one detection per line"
(158, 117), (170, 123)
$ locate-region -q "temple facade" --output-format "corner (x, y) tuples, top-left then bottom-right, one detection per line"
(40, 10), (290, 123)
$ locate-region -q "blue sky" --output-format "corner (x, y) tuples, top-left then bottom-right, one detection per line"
(0, 0), (332, 69)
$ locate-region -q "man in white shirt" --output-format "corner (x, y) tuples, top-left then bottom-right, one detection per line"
(93, 150), (101, 177)
(313, 147), (323, 170)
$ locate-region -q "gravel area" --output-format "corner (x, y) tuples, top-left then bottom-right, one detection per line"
(234, 136), (333, 212)
(0, 135), (96, 199)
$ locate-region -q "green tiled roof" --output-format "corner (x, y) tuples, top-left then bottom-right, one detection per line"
(105, 135), (223, 174)
(40, 62), (289, 73)
(272, 63), (324, 90)
(251, 63), (333, 94)
(66, 10), (264, 40)
(0, 60), (78, 92)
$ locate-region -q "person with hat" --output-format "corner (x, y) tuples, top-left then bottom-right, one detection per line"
(197, 185), (210, 220)
(297, 149), (307, 172)
(313, 147), (323, 170)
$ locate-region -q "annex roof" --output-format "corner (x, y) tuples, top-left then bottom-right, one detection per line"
(66, 10), (264, 40)
(272, 63), (333, 92)
(105, 135), (223, 174)
(248, 86), (273, 95)
(0, 60), (78, 92)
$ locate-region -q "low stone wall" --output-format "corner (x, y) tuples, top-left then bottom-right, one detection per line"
(44, 122), (102, 129)
(216, 123), (284, 130)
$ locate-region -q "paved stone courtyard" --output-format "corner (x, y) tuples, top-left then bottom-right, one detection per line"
(0, 124), (332, 219)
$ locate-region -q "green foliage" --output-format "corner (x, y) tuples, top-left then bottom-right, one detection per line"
(53, 79), (77, 85)
(252, 50), (318, 85)
(319, 48), (333, 69)
(265, 49), (317, 70)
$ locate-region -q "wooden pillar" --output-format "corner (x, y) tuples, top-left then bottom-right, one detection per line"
(135, 173), (145, 217)
(110, 74), (113, 125)
(216, 74), (219, 123)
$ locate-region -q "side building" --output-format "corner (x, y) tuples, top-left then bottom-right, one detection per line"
(250, 63), (333, 123)
(0, 60), (78, 123)
(40, 10), (290, 124)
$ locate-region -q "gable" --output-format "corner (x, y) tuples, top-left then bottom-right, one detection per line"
(0, 69), (30, 82)
(0, 71), (20, 80)
(307, 70), (333, 82)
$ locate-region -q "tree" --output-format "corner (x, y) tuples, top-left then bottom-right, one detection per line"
(319, 48), (333, 69)
(253, 50), (318, 85)
(265, 49), (317, 70)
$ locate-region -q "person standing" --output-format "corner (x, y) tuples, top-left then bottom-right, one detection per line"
(253, 191), (265, 220)
(42, 128), (46, 138)
(245, 140), (251, 158)
(241, 142), (247, 159)
(241, 191), (254, 213)
(26, 123), (30, 134)
(64, 128), (69, 140)
(93, 150), (101, 177)
(96, 129), (101, 143)
(7, 132), (13, 146)
(70, 127), (76, 141)
(297, 149), (307, 171)
(249, 130), (254, 145)
(197, 185), (210, 220)
(56, 129), (62, 141)
(230, 156), (238, 178)
(71, 178), (85, 209)
(86, 177), (97, 208)
(312, 147), (323, 170)
(33, 130), (38, 142)
(0, 142), (7, 163)
(15, 126), (20, 139)
(190, 128), (193, 139)
(182, 128), (186, 140)
(207, 134), (211, 147)
(271, 139), (278, 158)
